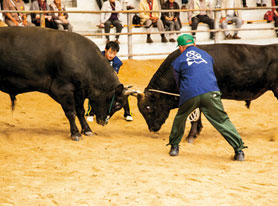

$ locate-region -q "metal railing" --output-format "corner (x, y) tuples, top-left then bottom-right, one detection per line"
(1, 6), (277, 59)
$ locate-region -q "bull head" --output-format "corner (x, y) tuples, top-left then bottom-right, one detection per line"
(136, 89), (176, 132)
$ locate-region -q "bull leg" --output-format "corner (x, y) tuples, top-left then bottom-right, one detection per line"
(49, 84), (81, 141)
(74, 93), (94, 136)
(185, 115), (203, 143)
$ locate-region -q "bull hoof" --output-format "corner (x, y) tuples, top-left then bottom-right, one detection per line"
(71, 135), (82, 141)
(186, 136), (195, 144)
(84, 131), (94, 136)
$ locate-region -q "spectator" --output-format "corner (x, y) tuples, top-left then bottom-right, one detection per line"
(86, 41), (133, 122)
(220, 0), (243, 39)
(30, 0), (56, 29)
(139, 0), (168, 43)
(161, 0), (182, 42)
(0, 2), (8, 27)
(3, 0), (35, 26)
(100, 0), (123, 44)
(257, 0), (267, 7)
(273, 0), (278, 37)
(188, 0), (215, 40)
(49, 0), (73, 32)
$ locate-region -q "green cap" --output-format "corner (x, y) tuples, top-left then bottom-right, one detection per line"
(177, 34), (195, 46)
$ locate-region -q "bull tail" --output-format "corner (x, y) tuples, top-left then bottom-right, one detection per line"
(10, 94), (16, 111)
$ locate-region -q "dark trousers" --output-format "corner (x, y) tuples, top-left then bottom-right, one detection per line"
(274, 16), (278, 34)
(191, 15), (215, 38)
(168, 91), (245, 152)
(32, 19), (57, 29)
(242, 0), (247, 6)
(104, 19), (123, 40)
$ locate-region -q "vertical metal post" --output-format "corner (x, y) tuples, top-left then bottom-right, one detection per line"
(213, 10), (218, 43)
(127, 12), (133, 59)
(40, 13), (45, 28)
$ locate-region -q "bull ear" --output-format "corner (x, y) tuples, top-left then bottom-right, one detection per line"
(115, 84), (124, 95)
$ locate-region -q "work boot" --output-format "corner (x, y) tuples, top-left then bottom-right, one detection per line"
(209, 35), (215, 40)
(232, 33), (241, 39)
(169, 145), (179, 156)
(126, 5), (135, 10)
(125, 115), (133, 121)
(146, 37), (153, 43)
(225, 33), (233, 39)
(169, 38), (176, 42)
(234, 150), (245, 161)
(161, 36), (168, 43)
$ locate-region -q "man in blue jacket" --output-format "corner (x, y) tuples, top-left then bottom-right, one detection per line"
(86, 41), (133, 122)
(168, 34), (246, 161)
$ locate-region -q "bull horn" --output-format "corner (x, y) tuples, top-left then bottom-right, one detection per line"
(124, 85), (133, 90)
(137, 92), (145, 101)
(124, 90), (139, 97)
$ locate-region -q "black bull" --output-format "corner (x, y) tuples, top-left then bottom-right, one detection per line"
(137, 44), (278, 142)
(0, 27), (130, 141)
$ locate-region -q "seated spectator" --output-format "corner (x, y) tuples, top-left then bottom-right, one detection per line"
(49, 0), (73, 32)
(220, 0), (243, 39)
(0, 3), (8, 27)
(273, 0), (278, 37)
(188, 0), (215, 40)
(30, 0), (56, 29)
(161, 0), (182, 42)
(139, 0), (168, 43)
(100, 0), (123, 44)
(257, 0), (267, 7)
(3, 0), (35, 27)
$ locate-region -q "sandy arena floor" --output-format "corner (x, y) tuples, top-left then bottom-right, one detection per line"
(0, 59), (278, 206)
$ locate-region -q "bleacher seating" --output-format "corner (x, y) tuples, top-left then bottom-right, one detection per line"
(26, 0), (278, 58)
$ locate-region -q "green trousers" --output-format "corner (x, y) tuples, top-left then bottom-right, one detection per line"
(168, 91), (246, 152)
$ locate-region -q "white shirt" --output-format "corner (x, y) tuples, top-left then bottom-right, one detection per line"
(0, 3), (3, 20)
(227, 0), (235, 17)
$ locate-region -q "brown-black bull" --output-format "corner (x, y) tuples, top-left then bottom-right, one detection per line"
(0, 27), (133, 141)
(137, 44), (278, 142)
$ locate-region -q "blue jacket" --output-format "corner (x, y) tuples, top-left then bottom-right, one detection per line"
(102, 51), (123, 74)
(172, 46), (220, 106)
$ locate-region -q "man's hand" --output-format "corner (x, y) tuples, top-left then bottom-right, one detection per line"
(166, 16), (174, 21)
(22, 19), (27, 26)
(150, 16), (158, 22)
(220, 17), (226, 23)
(12, 19), (19, 26)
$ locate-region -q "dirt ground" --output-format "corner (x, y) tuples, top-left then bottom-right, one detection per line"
(0, 59), (278, 206)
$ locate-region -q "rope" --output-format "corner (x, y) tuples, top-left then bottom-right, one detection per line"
(148, 88), (200, 122)
(148, 89), (180, 97)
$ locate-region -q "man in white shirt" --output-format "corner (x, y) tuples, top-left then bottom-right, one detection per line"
(220, 0), (243, 39)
